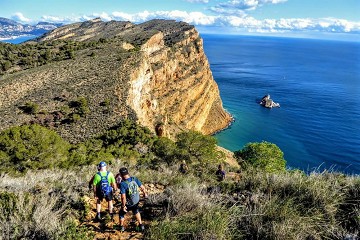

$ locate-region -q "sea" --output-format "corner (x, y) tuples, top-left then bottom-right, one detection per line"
(2, 34), (359, 174)
(202, 34), (360, 174)
(1, 36), (36, 44)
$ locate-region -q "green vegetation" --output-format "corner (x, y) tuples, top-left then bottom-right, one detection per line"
(176, 131), (224, 167)
(0, 171), (94, 240)
(0, 124), (70, 173)
(20, 101), (40, 115)
(235, 141), (286, 173)
(0, 39), (106, 75)
(69, 96), (90, 117)
(0, 120), (222, 173)
(0, 121), (358, 239)
(148, 204), (231, 240)
(145, 169), (360, 240)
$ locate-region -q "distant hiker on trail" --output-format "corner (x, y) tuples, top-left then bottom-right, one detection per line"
(179, 160), (189, 174)
(92, 161), (117, 221)
(118, 167), (148, 232)
(216, 164), (226, 181)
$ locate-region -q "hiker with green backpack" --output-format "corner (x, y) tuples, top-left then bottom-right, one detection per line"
(118, 167), (148, 232)
(92, 161), (118, 221)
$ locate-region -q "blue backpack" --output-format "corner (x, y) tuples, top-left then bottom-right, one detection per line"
(97, 171), (112, 197)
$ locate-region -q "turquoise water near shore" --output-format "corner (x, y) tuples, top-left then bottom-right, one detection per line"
(202, 34), (360, 174)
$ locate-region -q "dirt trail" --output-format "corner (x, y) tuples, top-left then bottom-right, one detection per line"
(81, 184), (165, 240)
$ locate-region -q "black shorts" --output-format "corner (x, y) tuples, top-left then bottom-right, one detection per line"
(119, 203), (139, 219)
(96, 191), (113, 202)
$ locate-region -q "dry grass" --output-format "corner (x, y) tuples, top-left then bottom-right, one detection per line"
(0, 161), (358, 240)
(0, 166), (97, 240)
(0, 191), (66, 239)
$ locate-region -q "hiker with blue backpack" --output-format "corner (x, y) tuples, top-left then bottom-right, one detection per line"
(92, 161), (118, 221)
(118, 167), (148, 232)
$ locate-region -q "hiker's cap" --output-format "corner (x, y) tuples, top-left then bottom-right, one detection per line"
(119, 167), (129, 175)
(99, 161), (107, 167)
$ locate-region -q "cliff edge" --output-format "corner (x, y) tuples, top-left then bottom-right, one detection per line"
(0, 19), (232, 141)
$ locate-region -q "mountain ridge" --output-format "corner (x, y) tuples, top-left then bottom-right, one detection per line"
(0, 18), (232, 141)
(0, 17), (61, 40)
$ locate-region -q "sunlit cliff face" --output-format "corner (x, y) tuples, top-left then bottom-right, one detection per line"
(126, 29), (232, 137)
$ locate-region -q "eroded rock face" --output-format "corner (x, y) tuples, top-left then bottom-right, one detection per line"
(0, 19), (232, 141)
(126, 28), (232, 137)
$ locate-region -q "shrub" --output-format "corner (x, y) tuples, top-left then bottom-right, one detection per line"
(56, 220), (94, 240)
(0, 124), (70, 173)
(223, 169), (359, 239)
(70, 113), (81, 123)
(1, 60), (11, 71)
(145, 179), (234, 240)
(0, 167), (95, 240)
(100, 99), (110, 107)
(65, 50), (75, 59)
(336, 177), (360, 232)
(152, 137), (178, 166)
(147, 206), (233, 240)
(234, 141), (286, 173)
(69, 97), (90, 117)
(20, 101), (39, 114)
(67, 140), (114, 168)
(0, 191), (67, 239)
(176, 131), (224, 167)
(99, 119), (155, 160)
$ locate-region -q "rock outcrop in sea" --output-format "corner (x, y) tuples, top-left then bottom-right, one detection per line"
(260, 94), (280, 108)
(0, 19), (232, 142)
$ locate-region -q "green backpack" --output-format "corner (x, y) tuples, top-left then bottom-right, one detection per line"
(125, 177), (140, 206)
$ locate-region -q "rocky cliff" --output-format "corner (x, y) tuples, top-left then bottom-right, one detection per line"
(0, 19), (232, 141)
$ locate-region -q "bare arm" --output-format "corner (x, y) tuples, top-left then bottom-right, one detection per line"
(121, 193), (126, 209)
(140, 185), (148, 198)
(93, 185), (97, 199)
(111, 182), (118, 192)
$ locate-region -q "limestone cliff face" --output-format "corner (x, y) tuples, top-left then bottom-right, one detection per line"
(126, 28), (232, 136)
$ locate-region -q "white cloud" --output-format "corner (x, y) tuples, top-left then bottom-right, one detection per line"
(41, 15), (82, 23)
(112, 10), (216, 25)
(38, 11), (360, 34)
(91, 12), (113, 22)
(211, 0), (287, 14)
(112, 11), (136, 22)
(11, 12), (32, 23)
(219, 17), (360, 33)
(209, 6), (247, 17)
(186, 0), (209, 3)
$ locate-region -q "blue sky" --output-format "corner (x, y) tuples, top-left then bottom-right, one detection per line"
(1, 0), (359, 39)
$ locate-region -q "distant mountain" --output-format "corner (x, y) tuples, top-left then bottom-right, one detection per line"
(0, 17), (62, 40)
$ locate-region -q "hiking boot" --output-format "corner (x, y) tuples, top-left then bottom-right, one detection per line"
(110, 213), (114, 221)
(136, 224), (145, 232)
(140, 224), (145, 232)
(94, 213), (101, 222)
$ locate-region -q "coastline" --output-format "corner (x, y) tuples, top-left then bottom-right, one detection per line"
(0, 35), (36, 43)
(211, 109), (235, 136)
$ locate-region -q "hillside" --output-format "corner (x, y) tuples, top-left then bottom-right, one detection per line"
(0, 18), (232, 142)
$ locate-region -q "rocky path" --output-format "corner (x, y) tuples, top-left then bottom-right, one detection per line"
(81, 184), (165, 240)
